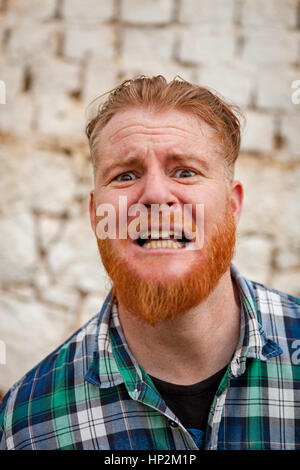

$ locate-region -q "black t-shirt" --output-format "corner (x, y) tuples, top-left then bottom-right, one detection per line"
(149, 366), (227, 447)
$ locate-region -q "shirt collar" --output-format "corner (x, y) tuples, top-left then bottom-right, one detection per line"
(84, 264), (283, 389)
(84, 293), (147, 397)
(229, 264), (282, 377)
(84, 293), (173, 416)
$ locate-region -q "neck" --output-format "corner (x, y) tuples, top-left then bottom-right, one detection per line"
(117, 269), (241, 385)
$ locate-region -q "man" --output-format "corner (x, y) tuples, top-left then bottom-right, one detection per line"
(0, 76), (299, 450)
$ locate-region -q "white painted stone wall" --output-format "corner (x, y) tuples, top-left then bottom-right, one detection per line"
(0, 0), (299, 397)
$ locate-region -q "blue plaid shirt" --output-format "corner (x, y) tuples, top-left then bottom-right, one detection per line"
(0, 265), (300, 450)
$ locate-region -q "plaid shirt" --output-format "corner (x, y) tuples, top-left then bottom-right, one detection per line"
(0, 265), (299, 450)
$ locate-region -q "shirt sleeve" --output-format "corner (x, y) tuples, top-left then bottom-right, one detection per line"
(0, 391), (10, 450)
(0, 426), (7, 450)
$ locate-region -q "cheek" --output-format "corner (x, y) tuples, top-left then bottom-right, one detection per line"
(100, 186), (140, 205)
(181, 187), (227, 230)
(94, 188), (142, 236)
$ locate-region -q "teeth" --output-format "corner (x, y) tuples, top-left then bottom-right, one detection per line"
(144, 240), (183, 249)
(139, 229), (184, 239)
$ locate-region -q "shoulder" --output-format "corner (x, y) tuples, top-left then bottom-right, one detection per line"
(0, 313), (99, 446)
(249, 279), (300, 317)
(247, 279), (300, 357)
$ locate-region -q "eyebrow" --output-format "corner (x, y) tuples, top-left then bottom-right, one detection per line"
(165, 154), (210, 172)
(100, 152), (210, 180)
(100, 155), (144, 180)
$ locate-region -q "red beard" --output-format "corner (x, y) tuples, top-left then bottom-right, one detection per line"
(96, 200), (236, 326)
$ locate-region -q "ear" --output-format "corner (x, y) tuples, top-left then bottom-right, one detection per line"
(89, 190), (96, 234)
(230, 180), (243, 226)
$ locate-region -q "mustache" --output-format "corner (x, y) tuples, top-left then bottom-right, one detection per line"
(95, 203), (204, 244)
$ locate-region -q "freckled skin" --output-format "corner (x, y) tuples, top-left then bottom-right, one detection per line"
(89, 106), (242, 283)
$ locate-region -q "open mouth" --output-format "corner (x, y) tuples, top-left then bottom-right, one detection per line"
(134, 230), (193, 250)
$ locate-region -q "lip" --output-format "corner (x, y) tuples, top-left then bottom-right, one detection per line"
(129, 237), (199, 254)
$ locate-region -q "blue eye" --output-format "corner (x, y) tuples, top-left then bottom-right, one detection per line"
(116, 172), (137, 182)
(174, 169), (197, 178)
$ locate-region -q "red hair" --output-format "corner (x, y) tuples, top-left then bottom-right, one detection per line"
(86, 75), (243, 179)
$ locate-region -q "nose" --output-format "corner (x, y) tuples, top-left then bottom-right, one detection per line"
(138, 169), (178, 208)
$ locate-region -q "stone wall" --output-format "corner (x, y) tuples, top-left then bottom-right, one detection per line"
(0, 0), (299, 396)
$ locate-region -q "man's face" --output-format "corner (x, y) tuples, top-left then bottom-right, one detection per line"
(90, 107), (243, 324)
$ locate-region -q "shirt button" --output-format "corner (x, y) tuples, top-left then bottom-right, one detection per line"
(168, 420), (178, 428)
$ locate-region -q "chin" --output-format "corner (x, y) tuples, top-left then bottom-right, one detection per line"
(127, 252), (199, 278)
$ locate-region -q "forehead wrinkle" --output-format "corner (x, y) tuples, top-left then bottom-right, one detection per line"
(94, 111), (224, 178)
(107, 122), (202, 146)
(99, 145), (155, 181)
